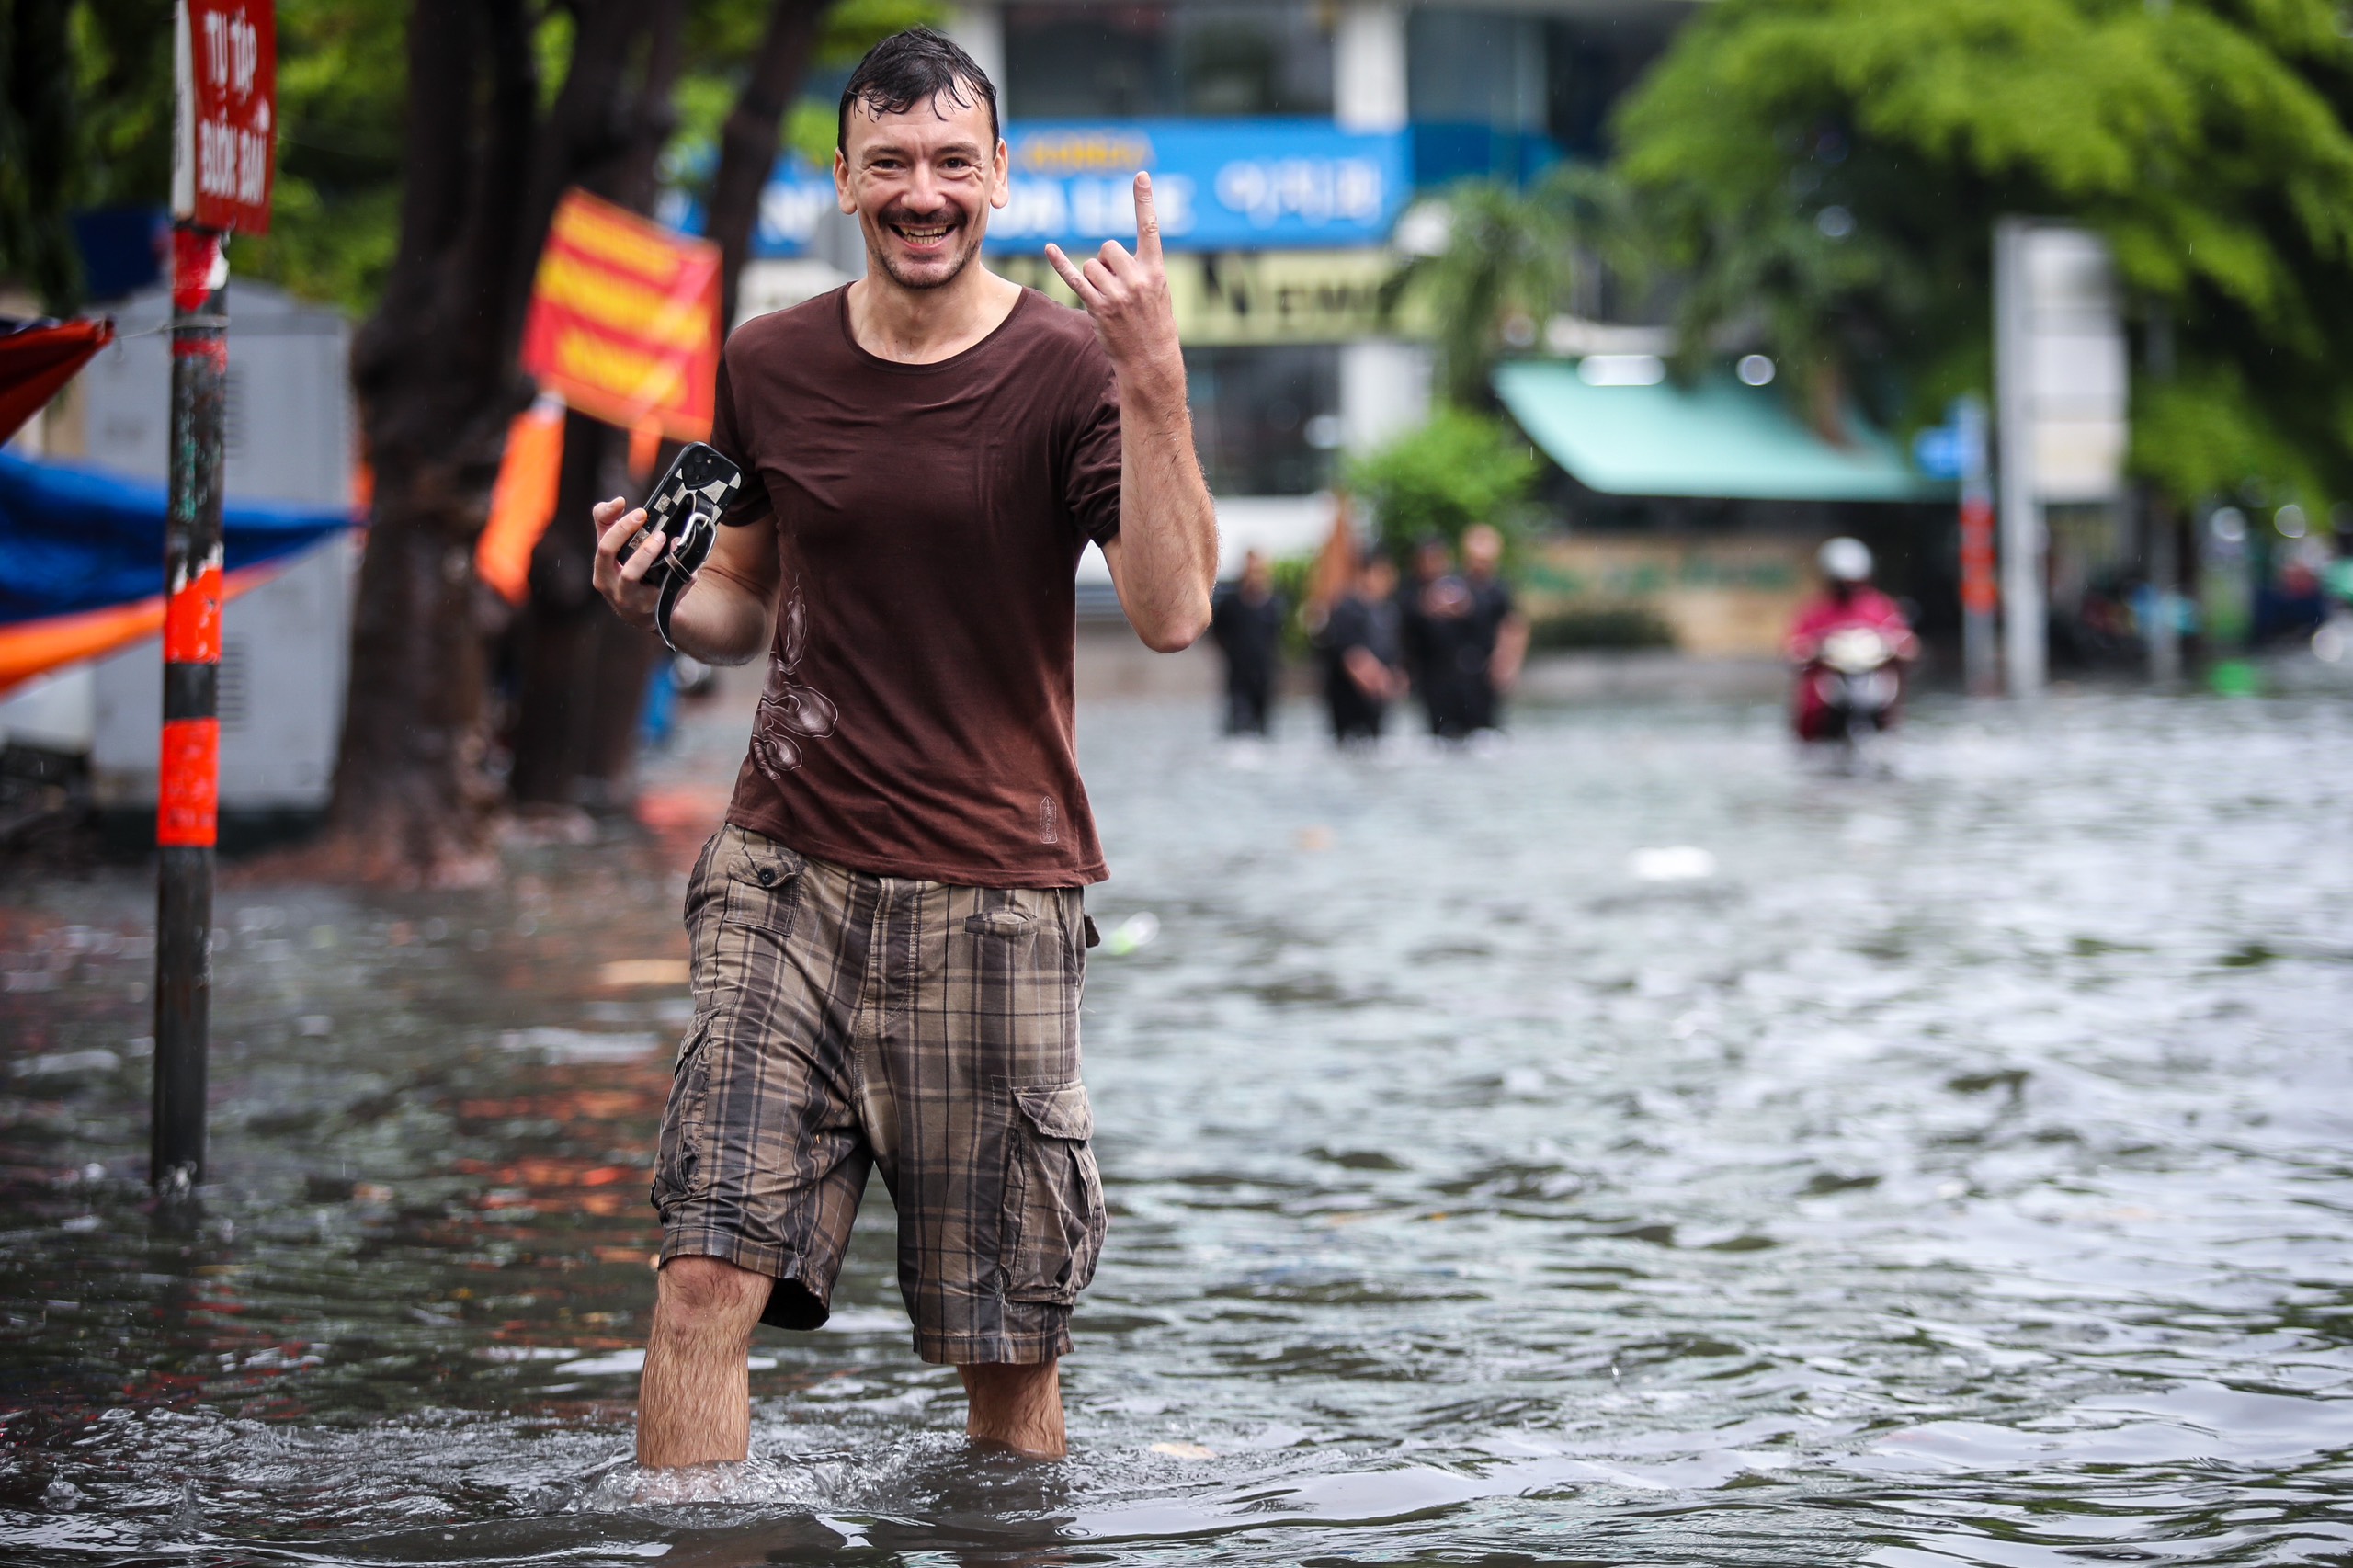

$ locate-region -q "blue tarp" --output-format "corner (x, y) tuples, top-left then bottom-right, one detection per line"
(0, 451), (354, 625)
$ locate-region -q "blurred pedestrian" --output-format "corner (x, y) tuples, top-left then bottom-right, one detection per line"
(1321, 554), (1405, 744)
(1459, 524), (1529, 733)
(1400, 536), (1472, 737)
(1211, 548), (1287, 736)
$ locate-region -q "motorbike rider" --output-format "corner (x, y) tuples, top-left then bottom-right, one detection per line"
(1787, 537), (1920, 742)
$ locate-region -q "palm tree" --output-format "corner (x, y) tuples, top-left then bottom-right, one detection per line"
(1386, 165), (1654, 411)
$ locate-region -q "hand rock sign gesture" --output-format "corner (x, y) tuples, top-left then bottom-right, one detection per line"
(1046, 172), (1183, 386)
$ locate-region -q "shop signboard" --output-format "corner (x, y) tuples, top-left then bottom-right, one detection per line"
(741, 119), (1410, 260)
(996, 250), (1425, 346)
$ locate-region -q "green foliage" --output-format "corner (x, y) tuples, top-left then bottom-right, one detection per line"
(814, 0), (943, 66)
(1264, 551), (1321, 660)
(688, 0), (934, 68)
(2132, 363), (2328, 511)
(17, 1), (944, 317)
(0, 0), (174, 311)
(1611, 0), (2353, 505)
(1, 0), (85, 309)
(676, 0), (943, 180)
(1343, 410), (1541, 559)
(1385, 165), (1647, 410)
(67, 1), (174, 214)
(235, 0), (410, 315)
(1386, 180), (1572, 410)
(786, 98), (840, 168)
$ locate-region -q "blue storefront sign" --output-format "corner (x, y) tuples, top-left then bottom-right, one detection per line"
(739, 119), (1410, 260)
(744, 168), (837, 258)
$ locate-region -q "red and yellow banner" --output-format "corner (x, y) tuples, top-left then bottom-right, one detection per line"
(519, 190), (721, 442)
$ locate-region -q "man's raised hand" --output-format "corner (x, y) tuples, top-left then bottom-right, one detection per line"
(1045, 172), (1182, 384)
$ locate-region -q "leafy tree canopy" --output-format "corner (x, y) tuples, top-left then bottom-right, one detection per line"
(1611, 0), (2353, 506)
(1384, 166), (1651, 412)
(2, 0), (935, 317)
(1344, 408), (1540, 559)
(671, 0), (942, 183)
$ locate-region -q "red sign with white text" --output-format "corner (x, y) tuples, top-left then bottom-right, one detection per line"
(175, 0), (276, 233)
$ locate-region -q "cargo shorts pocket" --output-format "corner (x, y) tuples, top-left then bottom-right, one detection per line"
(650, 1018), (716, 1211)
(964, 904), (1039, 949)
(1004, 1084), (1107, 1304)
(720, 836), (805, 937)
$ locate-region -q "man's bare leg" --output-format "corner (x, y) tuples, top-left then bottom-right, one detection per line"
(960, 1360), (1065, 1458)
(637, 1256), (770, 1467)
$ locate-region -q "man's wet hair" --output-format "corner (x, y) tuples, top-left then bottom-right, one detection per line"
(838, 27), (999, 151)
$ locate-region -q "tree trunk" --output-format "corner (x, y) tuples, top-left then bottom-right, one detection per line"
(330, 460), (501, 883)
(332, 0), (823, 864)
(331, 0), (536, 884)
(3, 0), (85, 312)
(506, 409), (618, 806)
(506, 3), (691, 810)
(707, 0), (831, 332)
(329, 0), (685, 878)
(512, 0), (828, 807)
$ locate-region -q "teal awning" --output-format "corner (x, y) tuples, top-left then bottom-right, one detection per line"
(1494, 361), (1949, 503)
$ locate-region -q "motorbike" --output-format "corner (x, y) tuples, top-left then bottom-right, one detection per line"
(1795, 624), (1901, 762)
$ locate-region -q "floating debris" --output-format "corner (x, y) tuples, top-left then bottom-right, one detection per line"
(1629, 846), (1716, 881)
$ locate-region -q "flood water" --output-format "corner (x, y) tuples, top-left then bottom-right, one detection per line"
(4, 687), (2352, 1565)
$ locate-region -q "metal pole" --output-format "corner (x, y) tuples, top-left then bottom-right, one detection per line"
(153, 222), (227, 1194)
(2143, 314), (2181, 687)
(1955, 396), (1999, 696)
(1993, 218), (2047, 698)
(2146, 497), (2182, 686)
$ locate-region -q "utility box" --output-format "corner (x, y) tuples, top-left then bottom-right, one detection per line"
(77, 279), (356, 815)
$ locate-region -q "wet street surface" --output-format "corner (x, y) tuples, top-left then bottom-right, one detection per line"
(2, 688), (2350, 1565)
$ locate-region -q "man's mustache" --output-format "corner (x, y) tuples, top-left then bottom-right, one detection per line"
(878, 204), (966, 229)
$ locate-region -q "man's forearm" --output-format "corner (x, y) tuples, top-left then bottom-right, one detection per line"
(1113, 359), (1218, 653)
(663, 571), (773, 665)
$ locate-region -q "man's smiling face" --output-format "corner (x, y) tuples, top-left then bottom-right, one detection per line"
(836, 88), (1008, 291)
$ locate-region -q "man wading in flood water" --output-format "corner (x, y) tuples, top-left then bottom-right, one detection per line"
(589, 28), (1217, 1464)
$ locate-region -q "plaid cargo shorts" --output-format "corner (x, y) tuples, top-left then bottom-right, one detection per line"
(652, 824), (1107, 1365)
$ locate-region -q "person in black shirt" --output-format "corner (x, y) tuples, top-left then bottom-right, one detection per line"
(1458, 524), (1529, 733)
(1210, 549), (1288, 735)
(1319, 555), (1404, 744)
(1398, 537), (1457, 737)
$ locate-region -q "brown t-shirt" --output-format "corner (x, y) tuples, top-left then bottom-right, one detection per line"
(708, 285), (1122, 887)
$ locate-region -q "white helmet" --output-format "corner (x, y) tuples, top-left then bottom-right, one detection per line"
(1818, 537), (1873, 583)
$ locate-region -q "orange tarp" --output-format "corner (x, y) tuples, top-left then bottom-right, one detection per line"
(0, 563), (276, 697)
(478, 399), (566, 605)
